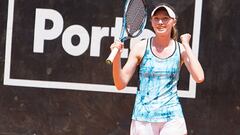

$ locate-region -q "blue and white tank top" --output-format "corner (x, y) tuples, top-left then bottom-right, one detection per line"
(132, 38), (184, 122)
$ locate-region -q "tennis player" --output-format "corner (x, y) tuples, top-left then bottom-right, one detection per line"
(110, 3), (204, 135)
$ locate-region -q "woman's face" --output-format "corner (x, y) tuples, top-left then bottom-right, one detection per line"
(151, 9), (176, 36)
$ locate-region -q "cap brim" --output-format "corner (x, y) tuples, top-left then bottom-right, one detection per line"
(151, 5), (176, 19)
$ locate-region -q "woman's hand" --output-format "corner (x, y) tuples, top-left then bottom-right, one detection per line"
(110, 40), (124, 53)
(180, 33), (191, 45)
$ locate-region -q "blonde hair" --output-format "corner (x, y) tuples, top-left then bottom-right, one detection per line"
(167, 4), (178, 40)
(172, 25), (178, 41)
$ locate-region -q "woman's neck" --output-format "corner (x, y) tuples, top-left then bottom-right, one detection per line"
(153, 35), (172, 48)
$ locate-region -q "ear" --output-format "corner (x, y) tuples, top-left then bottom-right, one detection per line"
(173, 19), (177, 26)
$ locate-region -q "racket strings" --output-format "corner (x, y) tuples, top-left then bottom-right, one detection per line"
(126, 0), (146, 36)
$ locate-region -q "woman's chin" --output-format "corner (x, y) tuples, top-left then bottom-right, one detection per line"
(155, 29), (167, 34)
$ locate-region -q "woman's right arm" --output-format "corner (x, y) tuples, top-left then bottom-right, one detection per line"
(112, 41), (143, 90)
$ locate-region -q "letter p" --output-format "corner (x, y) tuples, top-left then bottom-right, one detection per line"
(33, 8), (63, 53)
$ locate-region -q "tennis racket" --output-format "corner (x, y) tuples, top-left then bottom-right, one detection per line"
(105, 0), (148, 64)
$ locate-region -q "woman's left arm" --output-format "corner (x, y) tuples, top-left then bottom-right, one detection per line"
(180, 33), (205, 83)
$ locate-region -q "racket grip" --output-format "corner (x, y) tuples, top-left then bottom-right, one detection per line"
(105, 47), (119, 64)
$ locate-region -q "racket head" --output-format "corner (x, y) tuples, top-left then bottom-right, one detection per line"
(120, 0), (147, 42)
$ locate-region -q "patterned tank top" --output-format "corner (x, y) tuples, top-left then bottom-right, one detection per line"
(132, 38), (184, 122)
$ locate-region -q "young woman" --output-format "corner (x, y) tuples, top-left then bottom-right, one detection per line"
(110, 3), (204, 135)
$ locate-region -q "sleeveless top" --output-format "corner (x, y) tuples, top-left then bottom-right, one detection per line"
(131, 38), (184, 122)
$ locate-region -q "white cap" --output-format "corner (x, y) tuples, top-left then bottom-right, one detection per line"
(151, 4), (176, 19)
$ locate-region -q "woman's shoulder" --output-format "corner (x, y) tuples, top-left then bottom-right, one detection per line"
(130, 39), (148, 57)
(130, 38), (147, 49)
(129, 38), (150, 64)
(175, 41), (185, 54)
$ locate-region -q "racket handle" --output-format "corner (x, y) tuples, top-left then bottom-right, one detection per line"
(105, 47), (119, 64)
